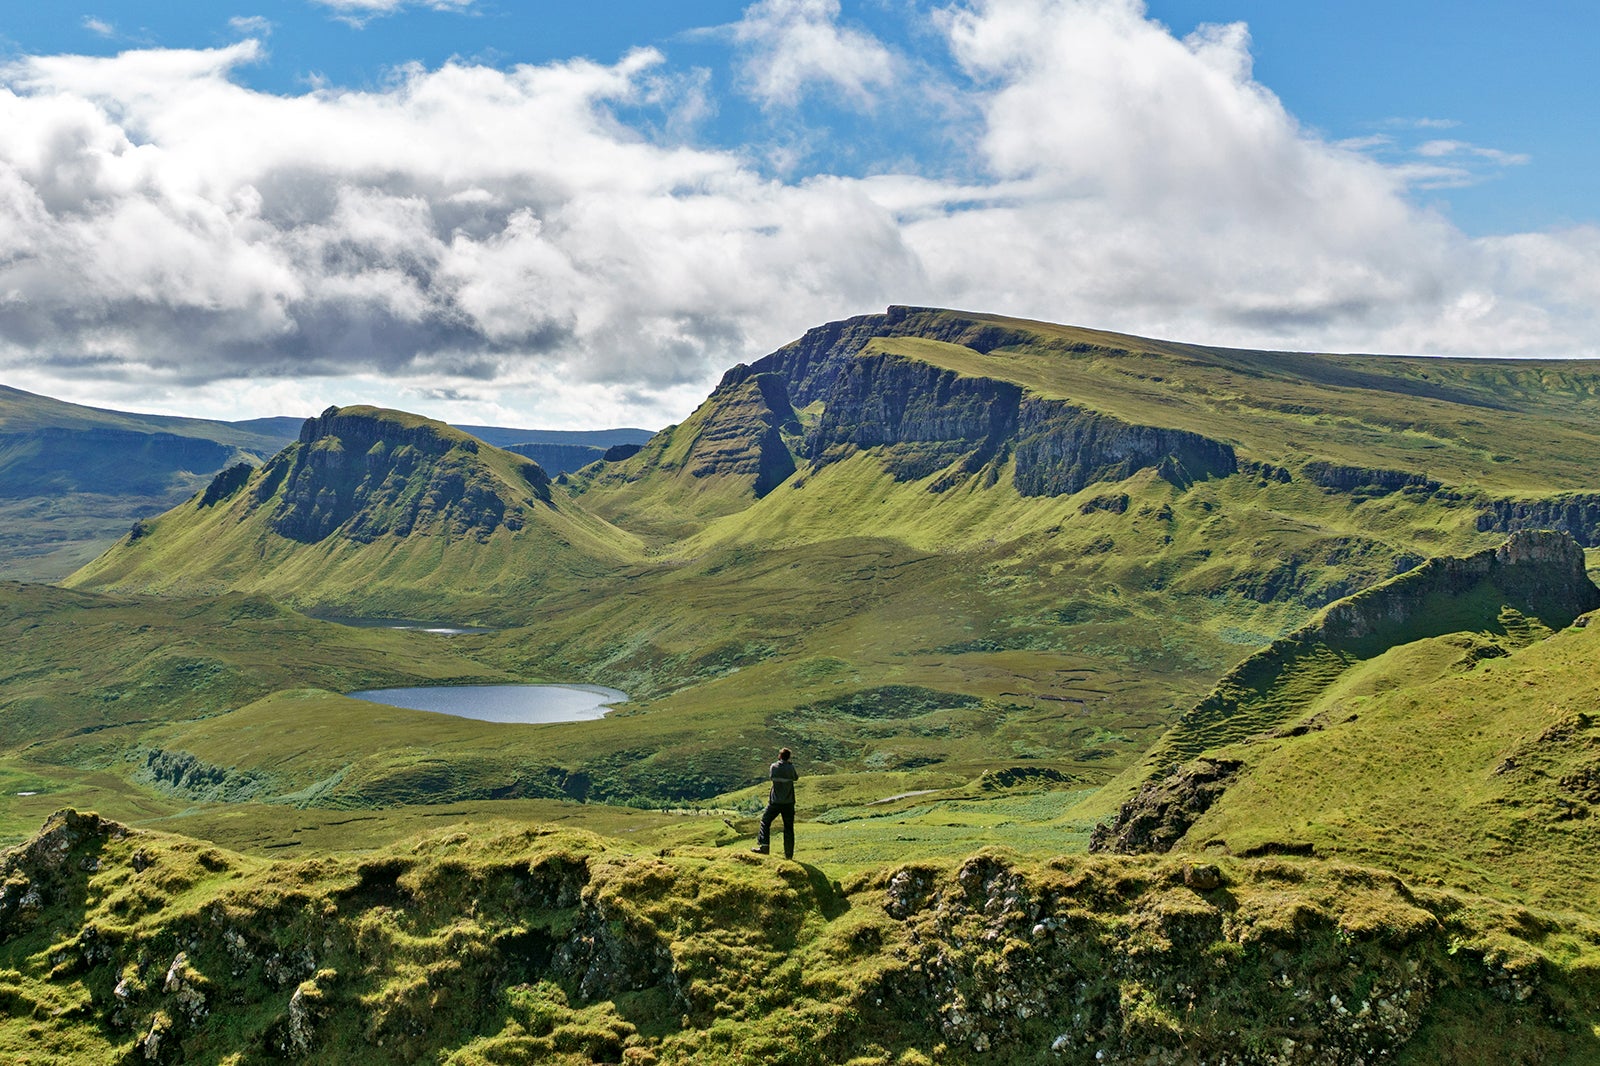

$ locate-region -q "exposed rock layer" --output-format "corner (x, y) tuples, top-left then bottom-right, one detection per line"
(241, 406), (548, 543)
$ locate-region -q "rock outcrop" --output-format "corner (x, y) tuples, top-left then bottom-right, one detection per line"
(4, 812), (1593, 1064)
(1301, 461), (1440, 496)
(720, 309), (1238, 497)
(1087, 758), (1243, 854)
(197, 462), (254, 508)
(248, 406), (549, 543)
(1477, 492), (1600, 547)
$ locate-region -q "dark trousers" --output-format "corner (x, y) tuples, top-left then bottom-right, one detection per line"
(757, 801), (795, 858)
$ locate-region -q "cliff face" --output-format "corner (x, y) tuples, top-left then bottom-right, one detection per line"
(1013, 397), (1237, 496)
(1477, 493), (1600, 547)
(683, 369), (799, 497)
(719, 311), (1238, 498)
(1314, 529), (1598, 643)
(805, 353), (1021, 483)
(237, 406), (549, 544)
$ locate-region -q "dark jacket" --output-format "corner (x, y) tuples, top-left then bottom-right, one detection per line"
(769, 760), (798, 805)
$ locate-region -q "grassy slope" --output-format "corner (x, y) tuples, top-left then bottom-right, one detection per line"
(866, 315), (1600, 494)
(0, 582), (510, 842)
(1169, 616), (1600, 916)
(64, 408), (645, 623)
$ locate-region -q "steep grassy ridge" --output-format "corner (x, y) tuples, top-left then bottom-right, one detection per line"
(1082, 532), (1600, 915)
(66, 407), (643, 622)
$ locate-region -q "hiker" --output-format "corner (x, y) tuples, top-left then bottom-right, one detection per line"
(752, 748), (799, 859)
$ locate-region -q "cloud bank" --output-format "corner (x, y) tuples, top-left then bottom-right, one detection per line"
(0, 0), (1594, 425)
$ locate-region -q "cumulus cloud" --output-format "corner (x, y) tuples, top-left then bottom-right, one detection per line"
(0, 0), (1595, 426)
(731, 0), (901, 108)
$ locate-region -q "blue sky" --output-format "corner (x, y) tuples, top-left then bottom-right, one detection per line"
(0, 1), (1596, 426)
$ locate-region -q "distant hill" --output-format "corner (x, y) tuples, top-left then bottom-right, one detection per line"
(457, 424), (655, 475)
(0, 384), (300, 581)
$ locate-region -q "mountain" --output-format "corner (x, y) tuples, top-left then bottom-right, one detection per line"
(65, 405), (642, 622)
(12, 307), (1600, 1062)
(59, 307), (1600, 804)
(0, 384), (655, 582)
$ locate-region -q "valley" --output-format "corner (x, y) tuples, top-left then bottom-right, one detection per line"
(5, 307), (1600, 1063)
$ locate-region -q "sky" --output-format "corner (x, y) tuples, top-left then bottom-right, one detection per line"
(0, 1), (1596, 429)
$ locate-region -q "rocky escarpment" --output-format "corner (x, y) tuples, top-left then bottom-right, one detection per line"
(1301, 461), (1440, 497)
(241, 406), (550, 543)
(805, 353), (1022, 482)
(704, 307), (1242, 497)
(1477, 492), (1600, 547)
(1013, 395), (1236, 495)
(7, 811), (1591, 1064)
(683, 368), (800, 496)
(500, 441), (606, 475)
(748, 305), (1039, 408)
(767, 342), (1236, 496)
(1103, 531), (1600, 846)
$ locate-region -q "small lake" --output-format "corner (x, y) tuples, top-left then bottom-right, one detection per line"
(346, 684), (628, 724)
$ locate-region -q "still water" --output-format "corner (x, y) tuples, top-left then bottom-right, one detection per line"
(346, 684), (627, 724)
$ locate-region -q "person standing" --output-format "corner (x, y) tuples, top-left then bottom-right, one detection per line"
(752, 748), (799, 859)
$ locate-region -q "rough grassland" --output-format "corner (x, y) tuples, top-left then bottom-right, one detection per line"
(4, 811), (1598, 1065)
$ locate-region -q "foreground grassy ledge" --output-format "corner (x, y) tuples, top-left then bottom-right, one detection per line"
(3, 811), (1597, 1065)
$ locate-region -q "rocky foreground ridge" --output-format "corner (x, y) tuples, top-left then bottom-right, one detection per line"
(3, 810), (1594, 1064)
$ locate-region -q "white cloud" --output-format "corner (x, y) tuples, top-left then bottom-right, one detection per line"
(731, 0), (900, 108)
(82, 17), (116, 38)
(311, 0), (476, 26)
(0, 0), (1597, 429)
(229, 16), (274, 37)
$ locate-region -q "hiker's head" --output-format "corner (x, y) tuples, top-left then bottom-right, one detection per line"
(779, 748), (791, 761)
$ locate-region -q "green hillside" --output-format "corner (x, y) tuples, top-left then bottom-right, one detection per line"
(1085, 530), (1600, 915)
(4, 810), (1597, 1065)
(65, 406), (643, 622)
(12, 308), (1600, 1061)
